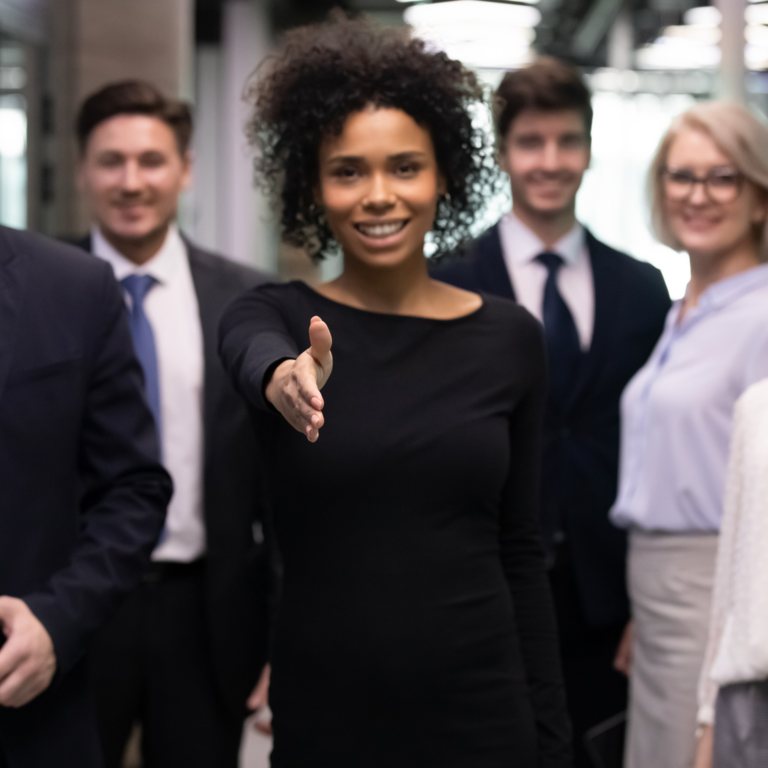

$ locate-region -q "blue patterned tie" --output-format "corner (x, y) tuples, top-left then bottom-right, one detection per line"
(536, 252), (583, 408)
(120, 274), (162, 448)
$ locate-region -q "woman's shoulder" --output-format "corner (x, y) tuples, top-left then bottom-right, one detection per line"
(249, 279), (306, 299)
(479, 294), (544, 341)
(464, 294), (546, 377)
(235, 279), (325, 313)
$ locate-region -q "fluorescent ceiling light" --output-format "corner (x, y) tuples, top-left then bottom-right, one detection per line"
(636, 36), (721, 70)
(683, 6), (722, 27)
(663, 24), (721, 44)
(405, 0), (540, 70)
(746, 3), (768, 23)
(746, 23), (768, 44)
(405, 1), (541, 28)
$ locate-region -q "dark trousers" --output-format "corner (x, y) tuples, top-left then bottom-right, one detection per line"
(549, 545), (628, 768)
(88, 560), (243, 768)
(0, 661), (103, 768)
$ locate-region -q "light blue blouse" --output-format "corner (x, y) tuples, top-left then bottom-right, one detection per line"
(611, 263), (768, 532)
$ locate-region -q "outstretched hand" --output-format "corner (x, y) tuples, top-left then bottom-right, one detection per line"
(265, 316), (333, 442)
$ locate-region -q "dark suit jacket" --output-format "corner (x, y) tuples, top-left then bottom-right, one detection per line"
(432, 223), (671, 626)
(0, 225), (172, 764)
(77, 234), (274, 720)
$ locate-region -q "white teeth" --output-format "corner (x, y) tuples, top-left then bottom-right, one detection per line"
(357, 221), (405, 238)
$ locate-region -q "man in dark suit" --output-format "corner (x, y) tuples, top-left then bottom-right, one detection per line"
(0, 225), (173, 767)
(433, 59), (671, 767)
(73, 80), (274, 768)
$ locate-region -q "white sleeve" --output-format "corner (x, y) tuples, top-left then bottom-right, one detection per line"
(697, 393), (747, 725)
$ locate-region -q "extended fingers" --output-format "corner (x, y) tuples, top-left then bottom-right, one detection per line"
(293, 367), (324, 412)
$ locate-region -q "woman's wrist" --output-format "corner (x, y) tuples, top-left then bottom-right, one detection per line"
(264, 359), (295, 407)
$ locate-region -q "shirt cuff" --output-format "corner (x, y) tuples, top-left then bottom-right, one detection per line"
(697, 704), (715, 726)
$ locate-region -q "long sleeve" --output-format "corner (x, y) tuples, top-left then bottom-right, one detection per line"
(219, 283), (300, 411)
(499, 317), (572, 767)
(697, 396), (744, 724)
(22, 265), (173, 674)
(698, 381), (768, 724)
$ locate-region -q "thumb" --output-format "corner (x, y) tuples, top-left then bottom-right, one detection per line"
(308, 316), (332, 362)
(307, 316), (333, 390)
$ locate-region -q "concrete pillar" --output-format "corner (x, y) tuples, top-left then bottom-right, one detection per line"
(220, 0), (274, 270)
(607, 6), (633, 71)
(47, 0), (193, 237)
(715, 0), (747, 103)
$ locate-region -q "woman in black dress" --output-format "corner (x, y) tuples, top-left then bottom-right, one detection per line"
(220, 16), (570, 767)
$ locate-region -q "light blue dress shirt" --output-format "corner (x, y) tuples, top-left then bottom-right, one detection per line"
(611, 263), (768, 532)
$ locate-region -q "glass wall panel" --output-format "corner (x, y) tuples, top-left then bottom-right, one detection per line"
(0, 37), (26, 229)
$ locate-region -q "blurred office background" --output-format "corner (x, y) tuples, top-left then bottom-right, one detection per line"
(0, 0), (763, 761)
(0, 0), (765, 296)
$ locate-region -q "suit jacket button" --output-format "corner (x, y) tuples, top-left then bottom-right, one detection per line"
(560, 427), (571, 439)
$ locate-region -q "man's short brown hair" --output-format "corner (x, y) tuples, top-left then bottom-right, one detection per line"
(494, 57), (592, 143)
(76, 80), (193, 155)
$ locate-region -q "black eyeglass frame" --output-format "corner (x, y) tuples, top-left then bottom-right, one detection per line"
(661, 165), (744, 203)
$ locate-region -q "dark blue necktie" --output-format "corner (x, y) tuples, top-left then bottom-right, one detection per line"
(536, 252), (583, 408)
(121, 274), (162, 447)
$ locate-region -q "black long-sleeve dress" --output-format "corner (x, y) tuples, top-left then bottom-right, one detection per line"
(219, 281), (571, 768)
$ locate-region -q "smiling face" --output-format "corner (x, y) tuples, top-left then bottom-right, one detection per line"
(501, 108), (590, 220)
(78, 114), (190, 259)
(316, 106), (444, 270)
(664, 127), (766, 264)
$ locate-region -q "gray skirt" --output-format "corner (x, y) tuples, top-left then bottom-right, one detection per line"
(714, 679), (768, 768)
(625, 529), (718, 768)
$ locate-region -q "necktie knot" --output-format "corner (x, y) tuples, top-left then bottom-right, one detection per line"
(536, 251), (564, 274)
(121, 274), (157, 308)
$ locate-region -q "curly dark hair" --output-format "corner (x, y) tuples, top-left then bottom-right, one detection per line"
(246, 15), (501, 260)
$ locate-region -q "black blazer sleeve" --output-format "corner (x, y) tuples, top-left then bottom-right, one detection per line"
(21, 259), (172, 674)
(218, 283), (300, 412)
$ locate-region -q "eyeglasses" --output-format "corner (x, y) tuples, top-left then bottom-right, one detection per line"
(662, 166), (743, 203)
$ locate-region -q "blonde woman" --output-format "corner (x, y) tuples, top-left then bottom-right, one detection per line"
(695, 378), (768, 768)
(610, 101), (768, 768)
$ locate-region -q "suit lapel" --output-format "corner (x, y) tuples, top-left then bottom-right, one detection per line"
(474, 224), (517, 301)
(0, 228), (28, 401)
(567, 231), (621, 410)
(187, 244), (221, 477)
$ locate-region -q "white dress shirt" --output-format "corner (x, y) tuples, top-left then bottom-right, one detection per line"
(92, 225), (206, 562)
(498, 212), (594, 350)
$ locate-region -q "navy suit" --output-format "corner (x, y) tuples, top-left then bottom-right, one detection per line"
(0, 225), (172, 767)
(433, 222), (670, 764)
(77, 235), (276, 768)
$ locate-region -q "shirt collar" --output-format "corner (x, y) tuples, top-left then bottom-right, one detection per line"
(500, 211), (585, 266)
(91, 224), (185, 285)
(686, 262), (768, 314)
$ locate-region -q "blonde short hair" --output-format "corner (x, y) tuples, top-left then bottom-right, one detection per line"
(648, 101), (768, 262)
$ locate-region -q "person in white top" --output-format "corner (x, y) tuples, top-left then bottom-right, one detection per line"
(73, 80), (274, 768)
(694, 378), (768, 767)
(433, 57), (671, 767)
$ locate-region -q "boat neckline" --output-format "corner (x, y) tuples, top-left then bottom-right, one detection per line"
(292, 280), (487, 323)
